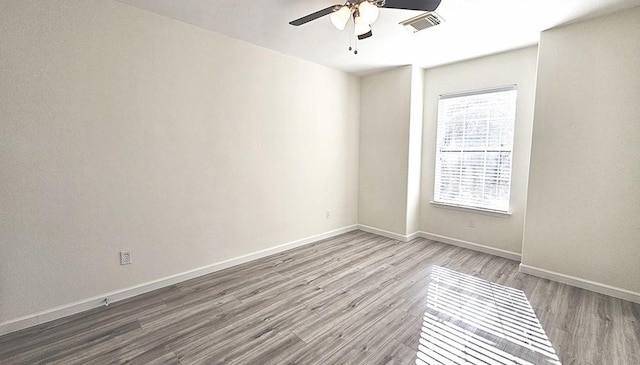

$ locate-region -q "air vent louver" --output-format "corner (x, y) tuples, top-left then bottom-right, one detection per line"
(400, 12), (444, 33)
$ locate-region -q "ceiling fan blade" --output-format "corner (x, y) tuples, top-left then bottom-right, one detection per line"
(382, 0), (441, 12)
(289, 5), (341, 26)
(358, 30), (373, 40)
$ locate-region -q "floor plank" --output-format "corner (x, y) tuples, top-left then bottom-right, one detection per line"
(1, 230), (639, 364)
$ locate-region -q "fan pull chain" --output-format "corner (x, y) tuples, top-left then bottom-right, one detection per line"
(345, 16), (358, 55)
(348, 18), (353, 52)
(352, 20), (358, 54)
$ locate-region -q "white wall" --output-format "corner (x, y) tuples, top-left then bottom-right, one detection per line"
(406, 66), (425, 235)
(522, 8), (640, 294)
(0, 0), (359, 324)
(358, 66), (412, 235)
(420, 47), (538, 256)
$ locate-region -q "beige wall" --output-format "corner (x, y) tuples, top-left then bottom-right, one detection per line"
(358, 66), (412, 235)
(420, 47), (538, 255)
(522, 8), (640, 293)
(0, 0), (360, 324)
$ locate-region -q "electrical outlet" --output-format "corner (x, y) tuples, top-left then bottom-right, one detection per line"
(120, 250), (132, 265)
(468, 219), (475, 228)
(326, 210), (331, 219)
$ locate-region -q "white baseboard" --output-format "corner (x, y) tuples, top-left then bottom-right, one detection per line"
(353, 226), (521, 264)
(418, 231), (522, 261)
(0, 225), (358, 336)
(519, 264), (640, 304)
(357, 224), (412, 242)
(405, 231), (422, 242)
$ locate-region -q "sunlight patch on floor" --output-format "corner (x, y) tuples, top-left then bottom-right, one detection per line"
(416, 266), (561, 365)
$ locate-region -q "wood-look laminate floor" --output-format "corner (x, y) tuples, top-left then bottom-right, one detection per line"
(1, 231), (639, 364)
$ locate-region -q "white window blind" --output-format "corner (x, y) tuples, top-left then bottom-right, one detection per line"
(433, 86), (517, 212)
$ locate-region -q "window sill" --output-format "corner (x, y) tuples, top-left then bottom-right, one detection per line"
(429, 201), (512, 218)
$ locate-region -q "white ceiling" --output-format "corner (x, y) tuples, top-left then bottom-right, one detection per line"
(113, 0), (640, 75)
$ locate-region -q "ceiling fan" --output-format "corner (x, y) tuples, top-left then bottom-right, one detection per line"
(289, 0), (442, 43)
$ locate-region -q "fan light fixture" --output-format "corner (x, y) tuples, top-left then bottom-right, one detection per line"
(330, 5), (351, 30)
(330, 1), (379, 35)
(354, 15), (371, 36)
(357, 1), (379, 24)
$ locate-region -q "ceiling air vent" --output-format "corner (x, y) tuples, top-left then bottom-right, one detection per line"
(400, 12), (444, 33)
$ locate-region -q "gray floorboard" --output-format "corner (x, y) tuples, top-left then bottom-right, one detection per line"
(1, 230), (639, 364)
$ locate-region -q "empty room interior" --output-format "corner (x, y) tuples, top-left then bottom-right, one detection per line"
(1, 0), (640, 364)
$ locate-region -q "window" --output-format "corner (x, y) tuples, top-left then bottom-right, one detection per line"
(433, 86), (517, 213)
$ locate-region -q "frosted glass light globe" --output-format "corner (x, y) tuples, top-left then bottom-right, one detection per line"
(358, 1), (379, 24)
(330, 6), (351, 30)
(354, 15), (371, 36)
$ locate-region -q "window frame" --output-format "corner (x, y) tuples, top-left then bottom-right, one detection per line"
(431, 85), (518, 215)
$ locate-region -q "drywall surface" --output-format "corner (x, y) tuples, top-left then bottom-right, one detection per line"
(0, 0), (359, 323)
(406, 66), (425, 235)
(420, 47), (538, 254)
(358, 66), (412, 235)
(522, 8), (640, 293)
